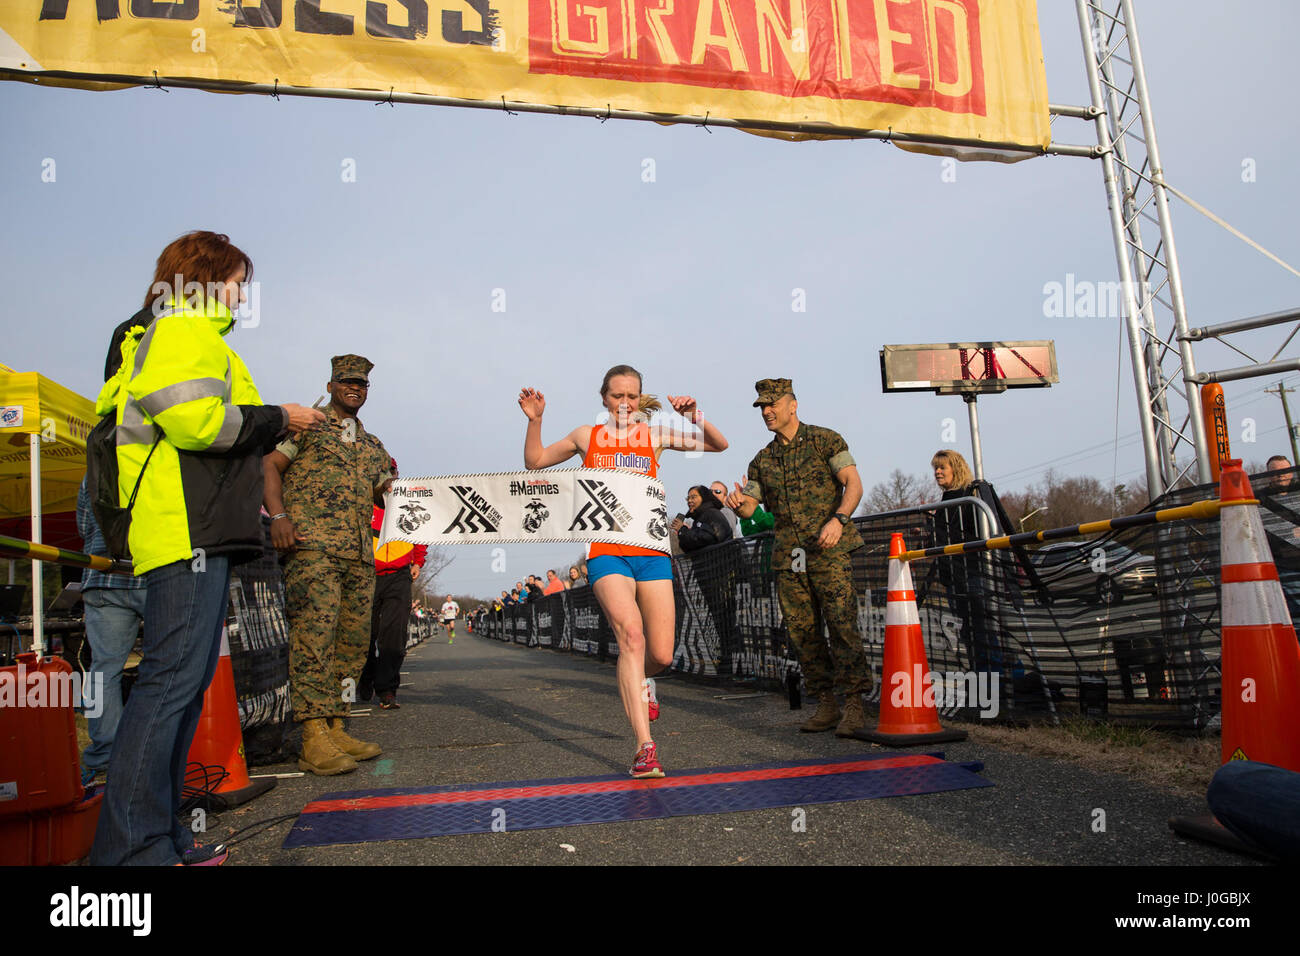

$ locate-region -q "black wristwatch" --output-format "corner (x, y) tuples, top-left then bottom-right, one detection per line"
(833, 513), (850, 526)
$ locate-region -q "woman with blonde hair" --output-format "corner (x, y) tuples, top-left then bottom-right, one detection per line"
(931, 448), (974, 496)
(519, 365), (728, 777)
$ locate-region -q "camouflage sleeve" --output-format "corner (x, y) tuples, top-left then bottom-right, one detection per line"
(743, 455), (763, 502)
(275, 434), (300, 461)
(371, 437), (394, 487)
(821, 428), (856, 474)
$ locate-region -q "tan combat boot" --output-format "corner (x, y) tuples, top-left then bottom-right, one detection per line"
(328, 717), (382, 760)
(835, 694), (867, 738)
(298, 718), (358, 775)
(799, 692), (841, 733)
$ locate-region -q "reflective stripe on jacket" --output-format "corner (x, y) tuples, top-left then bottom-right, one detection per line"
(95, 299), (287, 575)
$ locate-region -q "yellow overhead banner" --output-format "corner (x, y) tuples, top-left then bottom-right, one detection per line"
(1, 1), (1050, 150)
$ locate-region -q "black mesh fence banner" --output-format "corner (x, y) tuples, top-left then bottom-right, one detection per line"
(225, 520), (291, 765)
(486, 467), (1300, 732)
(481, 536), (799, 690)
(408, 615), (433, 647)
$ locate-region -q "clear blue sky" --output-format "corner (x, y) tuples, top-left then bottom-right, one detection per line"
(3, 1), (1297, 597)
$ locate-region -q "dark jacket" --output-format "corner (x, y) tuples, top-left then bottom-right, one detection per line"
(930, 480), (1041, 597)
(933, 485), (989, 589)
(678, 505), (734, 552)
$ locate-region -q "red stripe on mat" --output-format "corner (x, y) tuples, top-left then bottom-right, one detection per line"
(301, 755), (940, 814)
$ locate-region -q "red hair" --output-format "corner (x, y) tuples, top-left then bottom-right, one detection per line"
(144, 231), (253, 309)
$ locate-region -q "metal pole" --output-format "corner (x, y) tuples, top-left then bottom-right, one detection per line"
(1119, 0), (1212, 484)
(1267, 381), (1300, 465)
(1185, 306), (1300, 341)
(1195, 359), (1300, 386)
(964, 393), (984, 481)
(29, 434), (43, 657)
(1076, 0), (1166, 499)
(1283, 386), (1300, 467)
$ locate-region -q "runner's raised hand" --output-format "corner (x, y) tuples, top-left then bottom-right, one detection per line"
(518, 387), (546, 421)
(667, 394), (700, 423)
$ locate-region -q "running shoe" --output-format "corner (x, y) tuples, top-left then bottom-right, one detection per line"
(379, 693), (401, 710)
(179, 843), (229, 866)
(644, 677), (659, 722)
(631, 741), (665, 779)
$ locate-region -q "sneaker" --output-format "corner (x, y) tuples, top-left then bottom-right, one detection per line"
(631, 741), (665, 779)
(179, 843), (229, 866)
(80, 767), (100, 788)
(644, 677), (659, 722)
(379, 694), (401, 710)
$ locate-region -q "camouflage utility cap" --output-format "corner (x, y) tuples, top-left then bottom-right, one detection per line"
(753, 378), (794, 407)
(332, 354), (374, 381)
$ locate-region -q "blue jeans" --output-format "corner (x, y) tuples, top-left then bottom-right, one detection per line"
(1207, 760), (1300, 862)
(90, 556), (230, 866)
(81, 587), (148, 774)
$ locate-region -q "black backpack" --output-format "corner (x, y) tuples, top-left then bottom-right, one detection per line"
(86, 318), (160, 562)
(85, 413), (159, 561)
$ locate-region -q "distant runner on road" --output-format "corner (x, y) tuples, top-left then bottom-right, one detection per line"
(441, 596), (460, 644)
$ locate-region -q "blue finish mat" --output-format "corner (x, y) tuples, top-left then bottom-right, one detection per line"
(283, 752), (991, 848)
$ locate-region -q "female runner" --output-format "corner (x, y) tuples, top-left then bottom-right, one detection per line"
(519, 365), (728, 777)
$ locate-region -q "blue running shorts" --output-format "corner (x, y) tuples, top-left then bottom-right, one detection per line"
(586, 554), (673, 584)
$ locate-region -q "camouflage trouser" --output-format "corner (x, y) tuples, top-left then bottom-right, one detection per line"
(283, 550), (374, 722)
(777, 560), (872, 698)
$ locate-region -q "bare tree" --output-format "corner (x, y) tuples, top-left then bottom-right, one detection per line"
(412, 547), (455, 604)
(1015, 469), (1138, 529)
(861, 469), (929, 515)
(999, 488), (1046, 532)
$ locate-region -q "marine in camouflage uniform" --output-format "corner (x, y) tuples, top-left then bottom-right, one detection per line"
(264, 354), (393, 774)
(730, 378), (873, 735)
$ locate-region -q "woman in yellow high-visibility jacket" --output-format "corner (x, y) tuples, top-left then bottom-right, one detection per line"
(90, 231), (324, 866)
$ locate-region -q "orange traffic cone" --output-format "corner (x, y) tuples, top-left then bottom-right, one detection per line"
(1169, 459), (1300, 858)
(856, 533), (967, 746)
(185, 627), (276, 811)
(1215, 459), (1300, 770)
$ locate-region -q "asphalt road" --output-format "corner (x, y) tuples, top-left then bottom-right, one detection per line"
(217, 632), (1255, 867)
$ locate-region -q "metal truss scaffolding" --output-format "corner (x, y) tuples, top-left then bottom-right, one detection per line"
(1076, 0), (1211, 499)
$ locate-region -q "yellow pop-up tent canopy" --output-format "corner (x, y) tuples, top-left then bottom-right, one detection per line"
(0, 364), (97, 653)
(0, 367), (96, 521)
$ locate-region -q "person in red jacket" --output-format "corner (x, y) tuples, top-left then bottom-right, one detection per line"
(364, 459), (427, 709)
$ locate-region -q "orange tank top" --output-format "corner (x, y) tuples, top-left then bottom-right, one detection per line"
(583, 422), (662, 557)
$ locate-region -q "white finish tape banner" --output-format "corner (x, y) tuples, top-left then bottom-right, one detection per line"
(378, 470), (670, 552)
